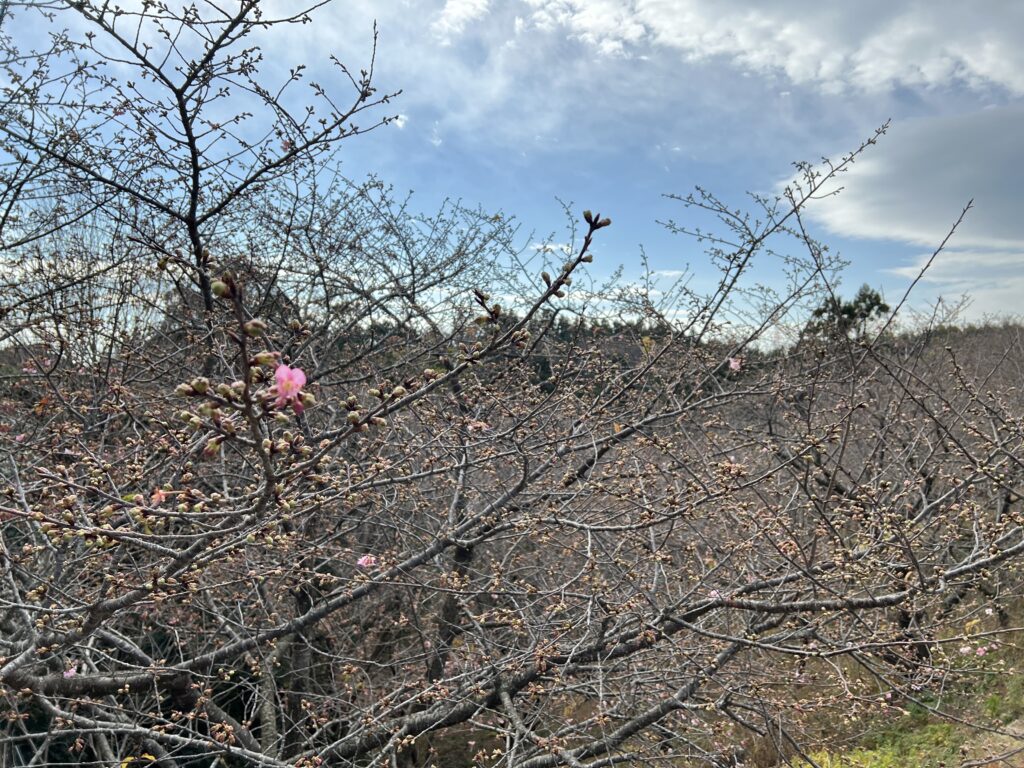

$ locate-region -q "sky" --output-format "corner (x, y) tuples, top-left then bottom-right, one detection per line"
(7, 0), (1024, 323)
(256, 0), (1021, 324)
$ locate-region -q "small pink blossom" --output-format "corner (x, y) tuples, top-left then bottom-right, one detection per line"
(62, 667), (77, 678)
(467, 420), (491, 433)
(985, 607), (995, 616)
(281, 138), (293, 152)
(274, 364), (307, 414)
(976, 647), (987, 656)
(959, 645), (973, 655)
(727, 357), (743, 372)
(356, 554), (377, 569)
(14, 434), (25, 442)
(151, 488), (168, 505)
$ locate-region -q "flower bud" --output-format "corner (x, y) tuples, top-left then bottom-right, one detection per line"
(211, 280), (232, 298)
(347, 411), (361, 425)
(252, 351), (279, 366)
(391, 386), (407, 398)
(190, 377), (209, 395)
(175, 383), (195, 397)
(301, 392), (316, 409)
(583, 210), (594, 224)
(244, 319), (267, 336)
(368, 388), (382, 399)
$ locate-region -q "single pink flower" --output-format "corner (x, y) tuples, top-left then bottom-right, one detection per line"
(151, 488), (168, 505)
(274, 364), (307, 414)
(63, 667), (77, 678)
(356, 554), (377, 569)
(727, 357), (743, 372)
(959, 645), (972, 655)
(976, 647), (987, 656)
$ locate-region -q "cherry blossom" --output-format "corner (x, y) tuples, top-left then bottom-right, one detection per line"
(273, 364), (307, 414)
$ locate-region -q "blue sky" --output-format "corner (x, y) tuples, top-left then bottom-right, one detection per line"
(7, 0), (1023, 322)
(260, 0), (1022, 323)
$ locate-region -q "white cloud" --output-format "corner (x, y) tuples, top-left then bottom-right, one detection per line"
(429, 121), (443, 147)
(807, 106), (1024, 250)
(803, 105), (1024, 319)
(432, 0), (492, 44)
(523, 0), (1024, 94)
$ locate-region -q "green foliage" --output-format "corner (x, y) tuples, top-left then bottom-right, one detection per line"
(798, 722), (961, 767)
(804, 284), (891, 341)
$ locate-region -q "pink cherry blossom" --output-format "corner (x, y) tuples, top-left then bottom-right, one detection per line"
(63, 667), (77, 678)
(959, 645), (972, 655)
(356, 554), (377, 568)
(727, 357), (743, 372)
(274, 364), (307, 414)
(151, 488), (168, 505)
(976, 647), (987, 656)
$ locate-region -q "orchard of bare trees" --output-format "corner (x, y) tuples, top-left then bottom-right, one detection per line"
(2, 3), (1023, 767)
